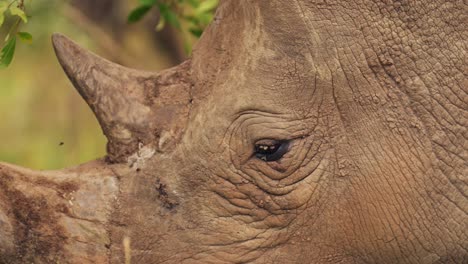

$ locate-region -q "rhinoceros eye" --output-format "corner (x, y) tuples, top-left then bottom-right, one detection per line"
(254, 139), (290, 162)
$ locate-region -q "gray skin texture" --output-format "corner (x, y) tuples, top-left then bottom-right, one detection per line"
(0, 0), (467, 263)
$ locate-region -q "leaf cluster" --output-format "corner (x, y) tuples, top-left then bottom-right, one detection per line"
(0, 0), (219, 68)
(128, 0), (218, 45)
(0, 0), (32, 68)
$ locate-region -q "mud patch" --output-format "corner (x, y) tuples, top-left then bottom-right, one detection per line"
(34, 177), (79, 200)
(0, 169), (67, 263)
(155, 178), (179, 210)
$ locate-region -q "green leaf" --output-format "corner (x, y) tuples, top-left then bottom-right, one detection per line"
(157, 3), (169, 14)
(197, 12), (213, 25)
(196, 0), (218, 14)
(165, 11), (181, 29)
(189, 27), (203, 38)
(9, 6), (27, 23)
(17, 31), (32, 44)
(138, 0), (157, 5)
(127, 5), (152, 23)
(0, 36), (16, 68)
(187, 0), (200, 8)
(158, 3), (181, 29)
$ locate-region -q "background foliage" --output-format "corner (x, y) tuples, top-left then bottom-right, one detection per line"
(0, 0), (217, 169)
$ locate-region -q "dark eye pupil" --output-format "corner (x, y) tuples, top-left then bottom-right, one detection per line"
(254, 140), (289, 161)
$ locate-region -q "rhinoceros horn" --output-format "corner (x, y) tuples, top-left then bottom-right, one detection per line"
(52, 34), (192, 163)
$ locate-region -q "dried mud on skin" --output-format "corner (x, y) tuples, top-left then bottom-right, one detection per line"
(0, 167), (70, 263)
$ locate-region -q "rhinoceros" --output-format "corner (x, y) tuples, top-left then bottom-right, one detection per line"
(0, 0), (466, 263)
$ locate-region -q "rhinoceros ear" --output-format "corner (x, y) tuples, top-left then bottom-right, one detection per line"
(52, 33), (192, 163)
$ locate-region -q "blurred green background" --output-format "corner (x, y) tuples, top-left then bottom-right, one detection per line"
(0, 0), (201, 169)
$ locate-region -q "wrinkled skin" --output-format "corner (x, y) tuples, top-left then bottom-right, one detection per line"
(0, 0), (467, 263)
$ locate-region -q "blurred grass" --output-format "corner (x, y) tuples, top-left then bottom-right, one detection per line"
(0, 0), (107, 170)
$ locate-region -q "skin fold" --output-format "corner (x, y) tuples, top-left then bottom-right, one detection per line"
(0, 0), (466, 263)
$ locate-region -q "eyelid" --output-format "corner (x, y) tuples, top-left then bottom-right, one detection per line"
(249, 130), (310, 145)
